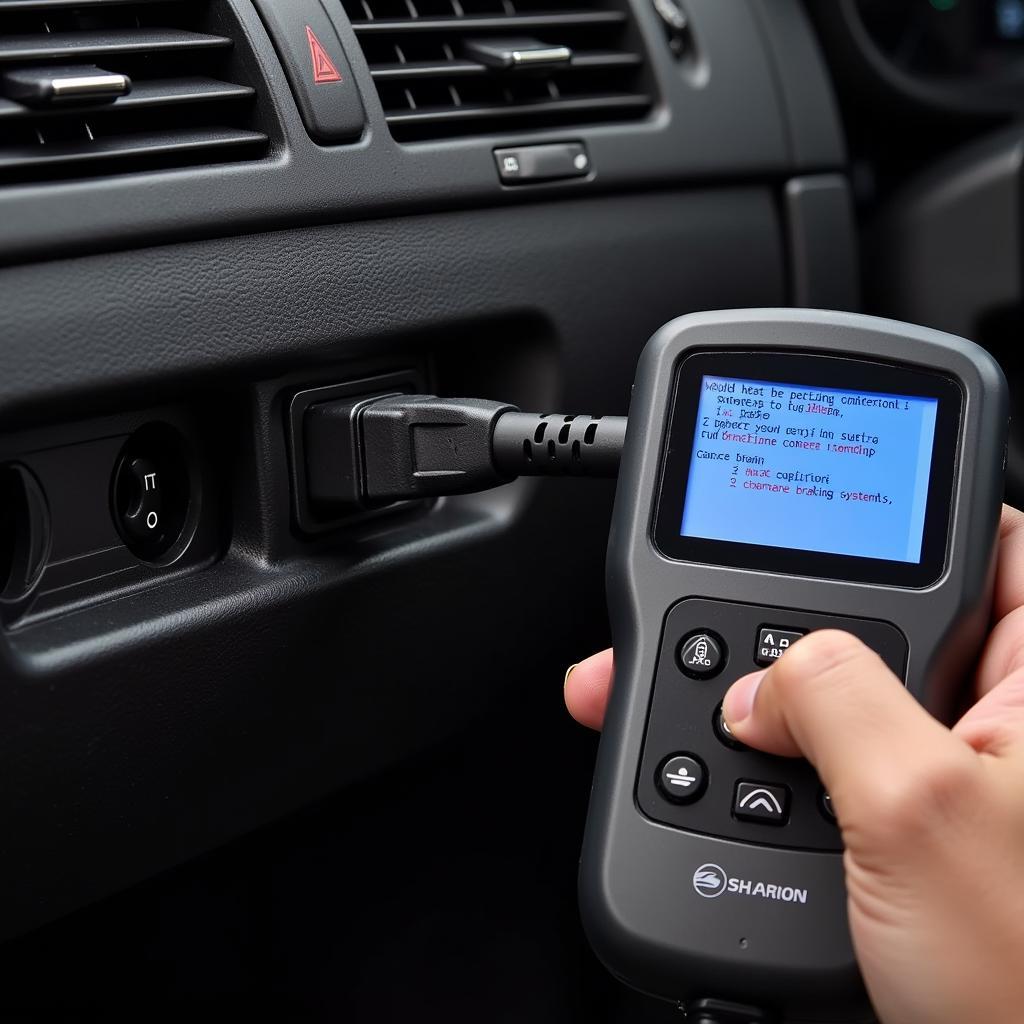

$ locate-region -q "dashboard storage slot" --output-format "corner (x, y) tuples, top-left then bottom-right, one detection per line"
(337, 0), (652, 141)
(0, 463), (50, 620)
(0, 0), (269, 183)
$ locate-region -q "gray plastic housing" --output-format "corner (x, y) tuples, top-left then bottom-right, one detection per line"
(579, 309), (1009, 1021)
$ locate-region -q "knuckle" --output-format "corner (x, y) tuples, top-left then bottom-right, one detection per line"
(865, 754), (983, 837)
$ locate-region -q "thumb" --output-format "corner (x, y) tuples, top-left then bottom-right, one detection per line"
(722, 630), (967, 816)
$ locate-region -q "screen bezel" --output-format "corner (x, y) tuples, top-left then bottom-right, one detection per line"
(652, 351), (963, 587)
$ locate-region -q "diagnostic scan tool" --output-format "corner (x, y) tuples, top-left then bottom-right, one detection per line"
(580, 310), (1009, 1021)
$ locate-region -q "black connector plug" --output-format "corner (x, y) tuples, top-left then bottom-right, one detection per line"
(361, 395), (515, 502)
(303, 393), (627, 513)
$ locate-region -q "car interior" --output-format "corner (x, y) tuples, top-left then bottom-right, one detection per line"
(1, 0), (1022, 1018)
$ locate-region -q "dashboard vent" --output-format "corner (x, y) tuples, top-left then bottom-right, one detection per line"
(0, 0), (268, 184)
(338, 0), (652, 141)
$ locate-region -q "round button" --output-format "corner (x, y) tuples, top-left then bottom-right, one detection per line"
(657, 753), (707, 804)
(821, 790), (837, 823)
(110, 424), (192, 563)
(677, 631), (725, 678)
(713, 703), (747, 750)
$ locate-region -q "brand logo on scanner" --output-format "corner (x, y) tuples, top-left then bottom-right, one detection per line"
(692, 863), (808, 904)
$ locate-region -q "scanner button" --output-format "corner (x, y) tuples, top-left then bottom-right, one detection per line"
(821, 790), (837, 823)
(678, 631), (725, 678)
(733, 780), (790, 825)
(755, 626), (805, 666)
(658, 754), (707, 804)
(714, 704), (746, 750)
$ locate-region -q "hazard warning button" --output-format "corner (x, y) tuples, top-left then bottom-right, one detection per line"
(254, 0), (365, 142)
(306, 25), (343, 84)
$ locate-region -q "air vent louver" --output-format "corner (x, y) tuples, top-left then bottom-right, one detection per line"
(0, 0), (268, 183)
(338, 0), (652, 141)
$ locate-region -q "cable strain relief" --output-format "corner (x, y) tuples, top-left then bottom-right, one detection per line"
(492, 411), (627, 478)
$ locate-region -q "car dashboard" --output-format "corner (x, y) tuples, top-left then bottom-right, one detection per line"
(0, 1), (1019, 1018)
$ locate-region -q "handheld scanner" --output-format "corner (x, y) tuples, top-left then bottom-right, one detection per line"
(580, 310), (1009, 1021)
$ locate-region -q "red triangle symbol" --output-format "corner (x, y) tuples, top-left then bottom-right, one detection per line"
(305, 25), (342, 84)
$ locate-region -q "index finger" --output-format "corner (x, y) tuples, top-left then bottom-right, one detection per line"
(991, 504), (1024, 622)
(564, 649), (613, 730)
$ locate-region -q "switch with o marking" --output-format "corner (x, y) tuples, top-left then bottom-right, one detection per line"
(111, 424), (191, 562)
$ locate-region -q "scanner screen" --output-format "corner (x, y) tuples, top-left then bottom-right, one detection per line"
(679, 376), (940, 564)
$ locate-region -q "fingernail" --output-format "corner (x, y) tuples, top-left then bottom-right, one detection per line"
(723, 670), (766, 727)
(563, 664), (579, 688)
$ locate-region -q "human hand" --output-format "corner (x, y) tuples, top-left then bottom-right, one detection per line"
(565, 506), (1024, 1024)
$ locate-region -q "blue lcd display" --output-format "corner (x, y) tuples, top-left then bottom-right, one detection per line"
(679, 375), (939, 564)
